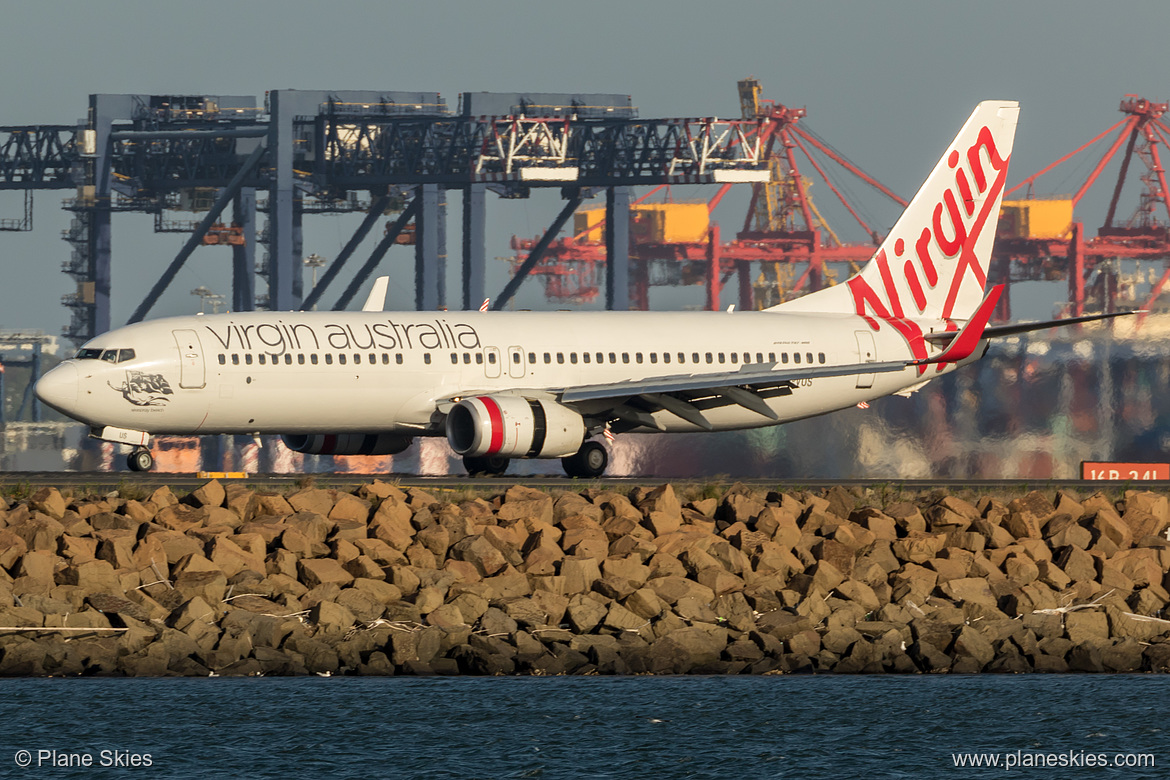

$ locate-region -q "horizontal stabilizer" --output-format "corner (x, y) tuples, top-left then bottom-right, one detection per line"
(977, 310), (1141, 339)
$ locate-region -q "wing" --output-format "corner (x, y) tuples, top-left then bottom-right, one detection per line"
(439, 358), (914, 433)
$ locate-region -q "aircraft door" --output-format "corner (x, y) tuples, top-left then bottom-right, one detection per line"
(173, 329), (206, 389)
(484, 347), (501, 378)
(508, 346), (526, 378)
(855, 331), (876, 389)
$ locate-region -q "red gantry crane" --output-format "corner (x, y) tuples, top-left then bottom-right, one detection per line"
(514, 88), (1170, 321)
(510, 79), (908, 311)
(995, 95), (1170, 321)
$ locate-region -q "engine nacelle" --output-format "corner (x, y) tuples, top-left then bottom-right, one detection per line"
(280, 433), (414, 456)
(446, 395), (585, 458)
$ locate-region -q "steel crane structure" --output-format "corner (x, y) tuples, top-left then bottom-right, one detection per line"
(995, 95), (1170, 320)
(0, 90), (770, 347)
(509, 79), (908, 312)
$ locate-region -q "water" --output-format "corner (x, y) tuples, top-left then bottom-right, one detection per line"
(2, 675), (1167, 779)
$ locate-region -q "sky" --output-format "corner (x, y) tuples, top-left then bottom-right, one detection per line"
(3, 0), (1170, 341)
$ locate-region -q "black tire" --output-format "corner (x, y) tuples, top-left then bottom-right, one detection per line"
(463, 454), (509, 477)
(128, 449), (154, 472)
(561, 440), (608, 478)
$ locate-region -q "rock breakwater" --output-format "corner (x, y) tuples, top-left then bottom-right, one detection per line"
(2, 481), (1170, 676)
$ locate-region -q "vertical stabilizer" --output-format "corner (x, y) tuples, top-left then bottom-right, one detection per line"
(362, 276), (390, 312)
(773, 101), (1019, 322)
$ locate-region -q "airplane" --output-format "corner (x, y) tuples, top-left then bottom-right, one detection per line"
(34, 100), (1133, 478)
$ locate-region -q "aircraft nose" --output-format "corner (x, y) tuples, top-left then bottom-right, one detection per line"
(35, 363), (79, 412)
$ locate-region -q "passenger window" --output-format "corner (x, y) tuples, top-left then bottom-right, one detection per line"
(311, 354), (319, 365)
(781, 353), (788, 364)
(662, 353), (669, 364)
(487, 353), (496, 364)
(742, 353), (750, 364)
(369, 353), (376, 364)
(608, 352), (616, 363)
(769, 352), (776, 362)
(622, 353), (630, 364)
(527, 352), (535, 363)
(693, 353), (701, 363)
(339, 354), (347, 365)
(597, 352), (604, 363)
(819, 353), (826, 364)
(245, 354), (253, 365)
(232, 354), (240, 365)
(807, 352), (814, 364)
(583, 352), (591, 364)
(396, 354), (403, 365)
(794, 353), (801, 364)
(570, 353), (577, 364)
(424, 354), (431, 365)
(381, 354), (389, 365)
(678, 352), (685, 363)
(730, 353), (738, 364)
(557, 353), (564, 364)
(325, 354), (333, 365)
(635, 353), (643, 364)
(463, 353), (471, 364)
(353, 354), (361, 364)
(718, 353), (725, 364)
(476, 353), (483, 364)
(544, 353), (551, 364)
(258, 354), (266, 365)
(705, 353), (713, 364)
(218, 354), (226, 365)
(298, 354), (306, 365)
(757, 353), (764, 363)
(451, 353), (458, 365)
(285, 354), (292, 365)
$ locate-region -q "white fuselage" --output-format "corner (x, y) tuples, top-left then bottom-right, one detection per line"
(37, 308), (962, 438)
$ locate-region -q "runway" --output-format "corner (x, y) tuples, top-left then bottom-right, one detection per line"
(0, 472), (1161, 493)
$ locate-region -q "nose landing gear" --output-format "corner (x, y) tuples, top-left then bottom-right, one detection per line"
(127, 448), (155, 472)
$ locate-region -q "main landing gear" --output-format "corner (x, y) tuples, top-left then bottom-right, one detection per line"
(463, 454), (510, 477)
(561, 440), (608, 478)
(127, 448), (155, 472)
(461, 441), (610, 478)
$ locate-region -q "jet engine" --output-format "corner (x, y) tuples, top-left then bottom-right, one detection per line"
(280, 433), (414, 456)
(446, 396), (585, 458)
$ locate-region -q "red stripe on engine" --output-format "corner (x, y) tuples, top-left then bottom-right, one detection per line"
(480, 397), (504, 455)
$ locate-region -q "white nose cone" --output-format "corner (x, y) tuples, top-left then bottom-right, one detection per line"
(35, 363), (79, 413)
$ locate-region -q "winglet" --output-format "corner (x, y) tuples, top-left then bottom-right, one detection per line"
(916, 284), (1003, 365)
(362, 276), (390, 312)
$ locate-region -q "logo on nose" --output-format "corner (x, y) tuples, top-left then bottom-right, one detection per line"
(110, 371), (173, 407)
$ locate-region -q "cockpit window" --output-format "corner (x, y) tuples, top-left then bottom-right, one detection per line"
(84, 348), (136, 363)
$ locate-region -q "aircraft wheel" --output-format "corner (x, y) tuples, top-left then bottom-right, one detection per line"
(127, 449), (154, 472)
(562, 440), (608, 478)
(463, 454), (509, 477)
